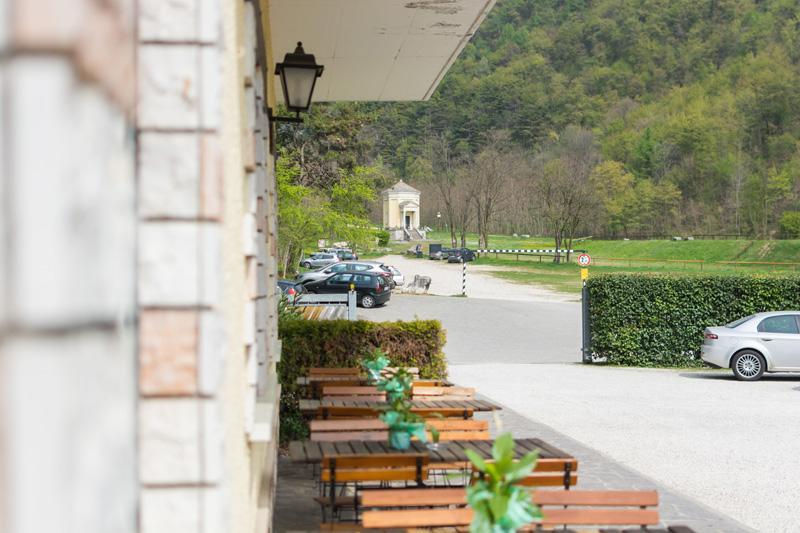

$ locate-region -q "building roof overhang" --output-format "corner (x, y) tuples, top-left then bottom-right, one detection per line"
(267, 0), (496, 102)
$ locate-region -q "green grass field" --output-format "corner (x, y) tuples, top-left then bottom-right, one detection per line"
(373, 231), (800, 294)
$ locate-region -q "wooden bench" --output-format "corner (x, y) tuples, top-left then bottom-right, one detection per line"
(411, 385), (475, 401)
(309, 367), (420, 378)
(315, 405), (474, 420)
(321, 385), (475, 402)
(318, 453), (429, 522)
(310, 419), (490, 442)
(321, 386), (387, 402)
(357, 488), (694, 531)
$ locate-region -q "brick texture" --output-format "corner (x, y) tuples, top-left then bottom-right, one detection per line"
(139, 310), (199, 396)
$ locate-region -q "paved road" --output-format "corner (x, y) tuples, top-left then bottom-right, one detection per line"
(363, 294), (581, 364)
(451, 364), (796, 532)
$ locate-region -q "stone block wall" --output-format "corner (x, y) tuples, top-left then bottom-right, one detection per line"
(0, 1), (138, 533)
(136, 0), (228, 531)
(0, 1), (281, 531)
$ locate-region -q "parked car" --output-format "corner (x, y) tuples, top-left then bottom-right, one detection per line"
(333, 248), (358, 261)
(304, 271), (391, 308)
(295, 261), (390, 285)
(388, 266), (404, 286)
(446, 248), (476, 262)
(429, 247), (454, 260)
(277, 280), (306, 295)
(702, 311), (800, 381)
(299, 253), (340, 269)
(277, 280), (306, 302)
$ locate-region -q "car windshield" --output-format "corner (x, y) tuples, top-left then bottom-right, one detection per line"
(725, 315), (755, 328)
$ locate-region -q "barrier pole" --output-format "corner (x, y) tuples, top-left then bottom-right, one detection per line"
(581, 279), (591, 363)
(462, 257), (466, 296)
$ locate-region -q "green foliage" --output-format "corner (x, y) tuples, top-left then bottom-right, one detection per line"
(276, 153), (381, 276)
(277, 319), (447, 441)
(780, 212), (800, 238)
(377, 367), (428, 449)
(361, 348), (390, 384)
(277, 293), (303, 325)
(587, 274), (800, 366)
(375, 229), (391, 247)
(466, 433), (542, 533)
(361, 0), (800, 236)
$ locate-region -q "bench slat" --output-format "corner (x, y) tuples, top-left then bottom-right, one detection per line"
(362, 508), (472, 529)
(542, 508), (660, 526)
(360, 487), (466, 507)
(534, 490), (658, 507)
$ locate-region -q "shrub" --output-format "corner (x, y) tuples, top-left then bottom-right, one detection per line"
(587, 274), (800, 367)
(779, 211), (800, 237)
(277, 319), (447, 441)
(375, 229), (391, 247)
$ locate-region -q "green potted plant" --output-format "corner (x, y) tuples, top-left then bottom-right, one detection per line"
(360, 352), (439, 450)
(378, 367), (427, 450)
(465, 433), (542, 532)
(361, 348), (390, 384)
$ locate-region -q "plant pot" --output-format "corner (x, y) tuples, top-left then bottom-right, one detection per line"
(388, 422), (426, 450)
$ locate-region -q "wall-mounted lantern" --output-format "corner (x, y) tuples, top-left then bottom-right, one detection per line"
(271, 41), (324, 123)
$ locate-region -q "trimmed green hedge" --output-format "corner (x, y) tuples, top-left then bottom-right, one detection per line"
(587, 274), (800, 367)
(277, 319), (447, 441)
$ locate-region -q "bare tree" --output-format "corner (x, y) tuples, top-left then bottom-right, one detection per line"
(425, 133), (463, 247)
(467, 131), (517, 249)
(530, 127), (600, 262)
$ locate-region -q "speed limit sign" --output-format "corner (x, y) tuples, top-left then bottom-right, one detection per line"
(577, 253), (591, 267)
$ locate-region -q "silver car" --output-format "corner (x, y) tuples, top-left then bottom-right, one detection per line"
(702, 311), (800, 381)
(295, 261), (390, 285)
(299, 253), (340, 269)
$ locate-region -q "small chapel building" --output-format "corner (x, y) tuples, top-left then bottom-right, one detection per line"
(382, 180), (426, 241)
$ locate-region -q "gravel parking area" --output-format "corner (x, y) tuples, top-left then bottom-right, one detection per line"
(376, 254), (574, 302)
(365, 294), (581, 364)
(449, 363), (800, 532)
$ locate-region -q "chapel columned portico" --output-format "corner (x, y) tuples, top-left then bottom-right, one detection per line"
(382, 180), (426, 241)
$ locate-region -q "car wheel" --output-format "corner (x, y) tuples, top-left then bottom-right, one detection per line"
(361, 295), (376, 308)
(731, 350), (766, 381)
(301, 261), (311, 268)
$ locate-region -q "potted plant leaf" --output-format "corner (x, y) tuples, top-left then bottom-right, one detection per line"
(465, 433), (542, 532)
(377, 368), (427, 449)
(361, 348), (390, 385)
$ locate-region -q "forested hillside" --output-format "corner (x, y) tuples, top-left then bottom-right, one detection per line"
(278, 0), (800, 248)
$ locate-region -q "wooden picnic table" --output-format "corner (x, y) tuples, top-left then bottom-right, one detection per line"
(288, 437), (572, 467)
(299, 398), (501, 415)
(296, 375), (453, 386)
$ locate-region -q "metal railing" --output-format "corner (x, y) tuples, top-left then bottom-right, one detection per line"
(294, 292), (357, 320)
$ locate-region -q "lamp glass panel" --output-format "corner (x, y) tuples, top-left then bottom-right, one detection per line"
(282, 67), (317, 110)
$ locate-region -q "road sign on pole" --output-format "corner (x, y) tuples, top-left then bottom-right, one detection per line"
(580, 268), (589, 281)
(577, 253), (592, 267)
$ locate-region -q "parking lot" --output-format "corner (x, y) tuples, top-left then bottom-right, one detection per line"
(449, 364), (799, 532)
(367, 275), (799, 532)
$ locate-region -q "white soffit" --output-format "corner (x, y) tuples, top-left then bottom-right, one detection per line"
(268, 0), (496, 102)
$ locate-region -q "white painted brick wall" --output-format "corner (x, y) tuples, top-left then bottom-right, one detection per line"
(139, 222), (199, 305)
(139, 0), (197, 42)
(141, 488), (200, 533)
(7, 57), (136, 327)
(139, 132), (200, 218)
(138, 45), (198, 129)
(0, 64), (5, 325)
(139, 399), (201, 484)
(4, 331), (137, 533)
(198, 310), (225, 395)
(198, 0), (221, 43)
(200, 45), (221, 129)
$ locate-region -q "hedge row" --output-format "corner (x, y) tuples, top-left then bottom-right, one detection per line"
(587, 274), (800, 367)
(277, 319), (447, 441)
